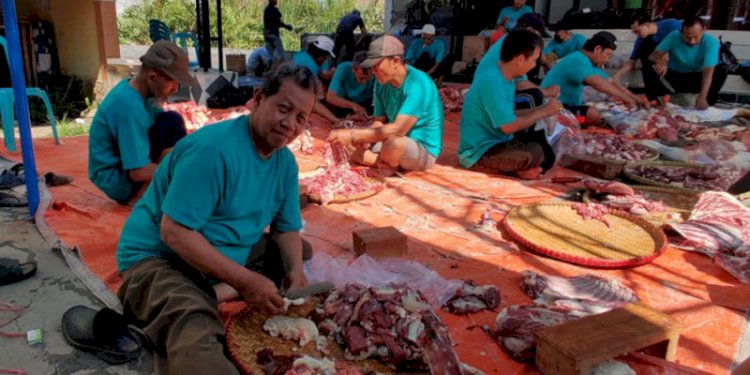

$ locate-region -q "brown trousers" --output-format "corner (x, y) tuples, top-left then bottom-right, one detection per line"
(471, 139), (546, 175)
(118, 235), (313, 375)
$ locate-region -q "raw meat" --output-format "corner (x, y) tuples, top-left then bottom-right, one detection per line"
(583, 180), (636, 196)
(289, 356), (336, 375)
(520, 271), (638, 306)
(263, 316), (320, 347)
(334, 114), (374, 129)
(587, 360), (635, 375)
(599, 193), (669, 216)
(637, 139), (750, 171)
(443, 281), (500, 315)
(493, 304), (574, 362)
(439, 86), (464, 112)
(630, 165), (743, 191)
(288, 128), (315, 154)
(572, 203), (611, 227)
(257, 349), (299, 375)
(567, 133), (655, 162)
(256, 350), (367, 375)
(164, 102), (211, 130)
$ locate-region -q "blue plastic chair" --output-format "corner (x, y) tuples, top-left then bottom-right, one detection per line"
(149, 19), (171, 43)
(172, 32), (200, 69)
(0, 36), (59, 152)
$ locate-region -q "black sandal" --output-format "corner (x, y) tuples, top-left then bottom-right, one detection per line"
(0, 191), (27, 207)
(61, 306), (143, 364)
(0, 258), (37, 285)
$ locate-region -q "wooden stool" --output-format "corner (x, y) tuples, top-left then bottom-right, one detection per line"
(535, 303), (681, 375)
(352, 226), (408, 259)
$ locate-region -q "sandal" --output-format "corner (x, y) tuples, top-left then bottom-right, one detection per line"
(0, 258), (37, 285)
(0, 170), (24, 190)
(61, 305), (143, 364)
(44, 172), (73, 187)
(0, 192), (27, 207)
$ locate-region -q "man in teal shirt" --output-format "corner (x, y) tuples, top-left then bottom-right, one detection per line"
(405, 24), (452, 83)
(88, 41), (197, 204)
(292, 35), (341, 123)
(328, 36), (443, 173)
(541, 32), (645, 124)
(649, 17), (726, 109)
(459, 30), (562, 180)
(497, 0), (533, 31)
(116, 64), (317, 374)
(541, 19), (586, 68)
(325, 51), (375, 116)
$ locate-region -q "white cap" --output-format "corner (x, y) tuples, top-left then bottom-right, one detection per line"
(420, 24), (436, 35)
(312, 36), (336, 58)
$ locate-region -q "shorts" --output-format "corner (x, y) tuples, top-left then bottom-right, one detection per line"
(371, 137), (437, 171)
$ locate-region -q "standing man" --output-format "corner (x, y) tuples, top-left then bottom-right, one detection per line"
(459, 30), (562, 180)
(497, 0), (533, 31)
(649, 17), (726, 109)
(116, 64), (317, 374)
(334, 9), (368, 63)
(541, 19), (586, 68)
(541, 32), (645, 124)
(326, 51), (375, 116)
(612, 13), (682, 102)
(405, 24), (453, 83)
(264, 0), (293, 63)
(327, 36), (444, 173)
(88, 41), (197, 204)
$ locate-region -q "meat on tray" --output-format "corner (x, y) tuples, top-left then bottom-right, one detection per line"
(599, 193), (669, 216)
(583, 180), (635, 196)
(568, 133), (655, 162)
(299, 145), (384, 205)
(310, 283), (464, 374)
(256, 349), (368, 375)
(572, 202), (611, 227)
(443, 281), (500, 315)
(439, 86), (464, 112)
(520, 271), (638, 306)
(630, 165), (742, 191)
(335, 114), (374, 129)
(288, 128), (315, 154)
(164, 102), (250, 130)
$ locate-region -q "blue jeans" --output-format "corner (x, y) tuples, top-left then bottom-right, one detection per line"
(264, 34), (285, 62)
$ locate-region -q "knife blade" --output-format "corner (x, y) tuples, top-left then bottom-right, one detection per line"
(656, 69), (676, 94)
(285, 281), (333, 300)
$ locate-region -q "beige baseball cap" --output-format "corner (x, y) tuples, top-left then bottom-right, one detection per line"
(360, 35), (405, 69)
(140, 41), (198, 87)
(420, 24), (436, 35)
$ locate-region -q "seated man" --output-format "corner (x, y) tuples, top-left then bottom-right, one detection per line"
(405, 24), (452, 83)
(541, 19), (586, 68)
(116, 64), (316, 374)
(246, 46), (273, 87)
(613, 12), (682, 103)
(497, 0), (533, 31)
(327, 36), (443, 173)
(325, 51), (376, 116)
(88, 41), (197, 204)
(293, 36), (341, 123)
(458, 30), (562, 180)
(541, 32), (646, 124)
(648, 17), (726, 109)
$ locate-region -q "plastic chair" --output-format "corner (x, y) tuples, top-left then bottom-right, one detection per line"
(172, 32), (200, 69)
(0, 36), (59, 152)
(149, 19), (171, 43)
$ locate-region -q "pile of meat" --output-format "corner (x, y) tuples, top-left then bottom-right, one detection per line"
(571, 202), (611, 227)
(298, 145), (384, 205)
(443, 281), (500, 315)
(629, 164), (742, 191)
(668, 192), (750, 283)
(583, 180), (670, 217)
(288, 129), (315, 154)
(310, 283), (465, 374)
(493, 271), (638, 362)
(164, 102), (250, 130)
(256, 349), (368, 375)
(335, 114), (374, 129)
(439, 87), (464, 113)
(567, 133), (655, 162)
(637, 139), (750, 171)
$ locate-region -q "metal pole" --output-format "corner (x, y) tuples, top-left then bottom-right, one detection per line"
(1, 0), (40, 218)
(216, 0), (223, 71)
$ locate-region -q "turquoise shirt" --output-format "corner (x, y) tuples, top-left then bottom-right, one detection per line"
(475, 35), (528, 82)
(497, 5), (533, 30)
(405, 38), (446, 65)
(373, 66), (444, 158)
(458, 66), (517, 168)
(540, 51), (598, 106)
(292, 51), (331, 76)
(116, 116), (302, 272)
(328, 62), (375, 106)
(543, 34), (587, 59)
(656, 30), (719, 73)
(88, 80), (159, 202)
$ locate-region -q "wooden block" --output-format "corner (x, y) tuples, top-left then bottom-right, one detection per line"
(535, 303), (681, 375)
(462, 36), (487, 63)
(352, 226), (407, 259)
(299, 184), (309, 209)
(564, 156), (624, 180)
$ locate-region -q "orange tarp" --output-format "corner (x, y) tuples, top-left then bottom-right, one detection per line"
(2, 111), (748, 374)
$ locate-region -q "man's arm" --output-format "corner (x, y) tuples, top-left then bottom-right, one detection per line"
(272, 231), (306, 289)
(584, 75), (639, 108)
(649, 49), (669, 76)
(613, 59), (636, 83)
(128, 163), (158, 182)
(696, 66), (715, 109)
(313, 99), (340, 124)
(354, 114), (417, 143)
(500, 100), (560, 134)
(326, 90), (366, 114)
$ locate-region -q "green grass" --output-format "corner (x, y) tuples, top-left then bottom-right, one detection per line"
(57, 117), (91, 138)
(118, 0), (384, 51)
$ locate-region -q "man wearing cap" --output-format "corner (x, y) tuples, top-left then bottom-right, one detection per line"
(459, 30), (563, 180)
(405, 24), (452, 83)
(264, 0), (294, 63)
(334, 9), (368, 63)
(327, 36), (443, 173)
(88, 41), (197, 204)
(116, 64), (317, 374)
(326, 51), (375, 116)
(612, 12), (682, 103)
(541, 20), (586, 68)
(292, 36), (341, 123)
(648, 17), (726, 110)
(541, 32), (646, 124)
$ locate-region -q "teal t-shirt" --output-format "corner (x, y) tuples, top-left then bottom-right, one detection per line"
(116, 116), (302, 273)
(292, 51), (331, 76)
(656, 31), (719, 73)
(328, 62), (375, 106)
(458, 66), (517, 168)
(497, 5), (533, 29)
(88, 80), (159, 202)
(543, 33), (587, 59)
(373, 66), (444, 158)
(540, 51), (598, 106)
(475, 35), (528, 82)
(405, 38), (446, 65)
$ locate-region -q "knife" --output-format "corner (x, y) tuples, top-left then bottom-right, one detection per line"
(284, 281), (334, 300)
(655, 67), (676, 94)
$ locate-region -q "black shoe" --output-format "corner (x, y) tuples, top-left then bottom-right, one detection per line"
(61, 306), (143, 364)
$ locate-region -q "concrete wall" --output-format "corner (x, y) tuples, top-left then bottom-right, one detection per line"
(49, 0), (100, 80)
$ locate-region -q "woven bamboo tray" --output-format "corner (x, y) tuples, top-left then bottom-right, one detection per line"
(307, 176), (386, 204)
(583, 185), (699, 224)
(226, 299), (396, 375)
(623, 161), (714, 194)
(503, 202), (668, 268)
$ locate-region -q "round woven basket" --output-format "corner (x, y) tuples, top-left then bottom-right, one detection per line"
(503, 202), (668, 268)
(307, 176), (386, 204)
(623, 160), (711, 194)
(582, 185), (699, 224)
(226, 300), (395, 375)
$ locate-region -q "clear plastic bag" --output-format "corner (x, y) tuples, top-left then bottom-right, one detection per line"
(304, 253), (463, 308)
(536, 109), (581, 168)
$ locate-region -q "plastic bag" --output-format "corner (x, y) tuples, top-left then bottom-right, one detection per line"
(536, 109), (581, 168)
(304, 253), (463, 308)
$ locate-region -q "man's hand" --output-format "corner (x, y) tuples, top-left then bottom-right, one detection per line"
(237, 272), (284, 313)
(695, 95), (709, 110)
(540, 98), (562, 117)
(653, 63), (668, 77)
(327, 129), (354, 147)
(351, 103), (367, 115)
(542, 85), (560, 98)
(612, 71), (623, 83)
(369, 120), (385, 128)
(623, 97), (638, 109)
(285, 269), (308, 291)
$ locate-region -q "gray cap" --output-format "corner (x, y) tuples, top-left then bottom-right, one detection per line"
(360, 35), (405, 69)
(140, 41), (198, 87)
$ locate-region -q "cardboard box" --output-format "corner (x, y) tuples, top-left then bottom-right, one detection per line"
(353, 226), (407, 259)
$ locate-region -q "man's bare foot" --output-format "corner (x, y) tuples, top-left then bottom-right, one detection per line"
(213, 282), (240, 303)
(516, 167), (543, 180)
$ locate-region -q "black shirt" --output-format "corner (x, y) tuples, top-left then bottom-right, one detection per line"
(336, 13), (365, 34)
(264, 5), (285, 35)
